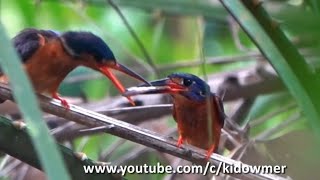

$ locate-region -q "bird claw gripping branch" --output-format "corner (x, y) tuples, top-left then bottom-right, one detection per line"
(124, 73), (226, 160)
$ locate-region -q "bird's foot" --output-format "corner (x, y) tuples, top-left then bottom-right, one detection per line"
(205, 145), (216, 161)
(52, 92), (70, 109)
(176, 136), (184, 148)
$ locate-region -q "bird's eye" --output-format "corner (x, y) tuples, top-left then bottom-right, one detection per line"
(199, 91), (206, 97)
(183, 79), (193, 86)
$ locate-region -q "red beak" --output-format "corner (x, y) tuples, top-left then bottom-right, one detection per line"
(98, 62), (150, 106)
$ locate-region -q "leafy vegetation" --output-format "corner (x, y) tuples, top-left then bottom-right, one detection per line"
(0, 0), (319, 179)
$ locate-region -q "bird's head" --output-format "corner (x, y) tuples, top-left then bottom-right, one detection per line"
(60, 31), (150, 104)
(125, 73), (211, 102)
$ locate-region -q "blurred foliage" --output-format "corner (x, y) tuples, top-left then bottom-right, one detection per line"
(1, 0), (320, 179)
(0, 10), (70, 180)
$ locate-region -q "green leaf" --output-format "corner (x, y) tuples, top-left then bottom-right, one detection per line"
(305, 0), (320, 14)
(85, 0), (226, 20)
(220, 0), (320, 136)
(0, 116), (120, 180)
(0, 24), (70, 180)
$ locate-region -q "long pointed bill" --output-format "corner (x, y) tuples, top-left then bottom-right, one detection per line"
(111, 63), (151, 85)
(98, 65), (135, 106)
(124, 78), (187, 96)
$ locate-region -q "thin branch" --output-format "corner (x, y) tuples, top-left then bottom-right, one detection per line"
(220, 0), (320, 137)
(15, 164), (29, 180)
(157, 49), (315, 72)
(250, 102), (297, 127)
(62, 49), (317, 84)
(99, 139), (126, 161)
(158, 51), (260, 71)
(223, 142), (253, 179)
(107, 0), (159, 76)
(0, 84), (288, 180)
(99, 104), (172, 124)
(221, 128), (241, 148)
(228, 15), (248, 51)
(63, 52), (260, 84)
(49, 104), (172, 141)
(66, 3), (154, 76)
(43, 64), (285, 142)
(1, 64), (286, 143)
(163, 158), (183, 180)
(231, 98), (256, 125)
(114, 128), (177, 165)
(76, 136), (90, 152)
(113, 145), (148, 165)
(255, 112), (302, 141)
(0, 155), (18, 176)
(80, 0), (227, 22)
(83, 64), (284, 110)
(51, 121), (76, 136)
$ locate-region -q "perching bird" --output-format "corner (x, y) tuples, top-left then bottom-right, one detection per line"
(0, 28), (150, 108)
(124, 73), (226, 159)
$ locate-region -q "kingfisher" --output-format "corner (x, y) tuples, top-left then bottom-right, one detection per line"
(124, 73), (226, 159)
(0, 28), (150, 108)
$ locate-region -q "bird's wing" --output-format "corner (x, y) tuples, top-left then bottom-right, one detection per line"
(172, 103), (178, 123)
(12, 28), (59, 63)
(212, 94), (226, 127)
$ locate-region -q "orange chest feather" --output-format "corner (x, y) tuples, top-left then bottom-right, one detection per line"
(24, 40), (78, 94)
(172, 95), (222, 149)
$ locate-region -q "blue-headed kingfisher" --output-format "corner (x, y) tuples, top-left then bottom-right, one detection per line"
(124, 73), (226, 159)
(0, 28), (150, 108)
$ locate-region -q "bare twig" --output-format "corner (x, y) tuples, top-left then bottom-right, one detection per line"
(43, 64), (285, 142)
(49, 104), (173, 141)
(221, 128), (241, 148)
(51, 121), (76, 136)
(62, 49), (317, 85)
(250, 102), (297, 127)
(62, 51), (261, 85)
(228, 15), (248, 51)
(0, 158), (21, 177)
(158, 49), (315, 71)
(76, 136), (90, 152)
(0, 84), (287, 180)
(99, 139), (126, 161)
(107, 0), (159, 76)
(158, 51), (260, 71)
(15, 165), (29, 180)
(82, 64), (284, 110)
(163, 158), (183, 180)
(231, 98), (255, 124)
(114, 128), (177, 165)
(1, 64), (285, 144)
(255, 112), (302, 141)
(117, 145), (150, 165)
(66, 3), (153, 77)
(98, 104), (172, 124)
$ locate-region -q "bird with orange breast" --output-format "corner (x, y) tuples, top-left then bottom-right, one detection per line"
(124, 73), (226, 159)
(0, 28), (150, 108)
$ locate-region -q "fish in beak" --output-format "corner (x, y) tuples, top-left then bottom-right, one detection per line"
(124, 78), (187, 97)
